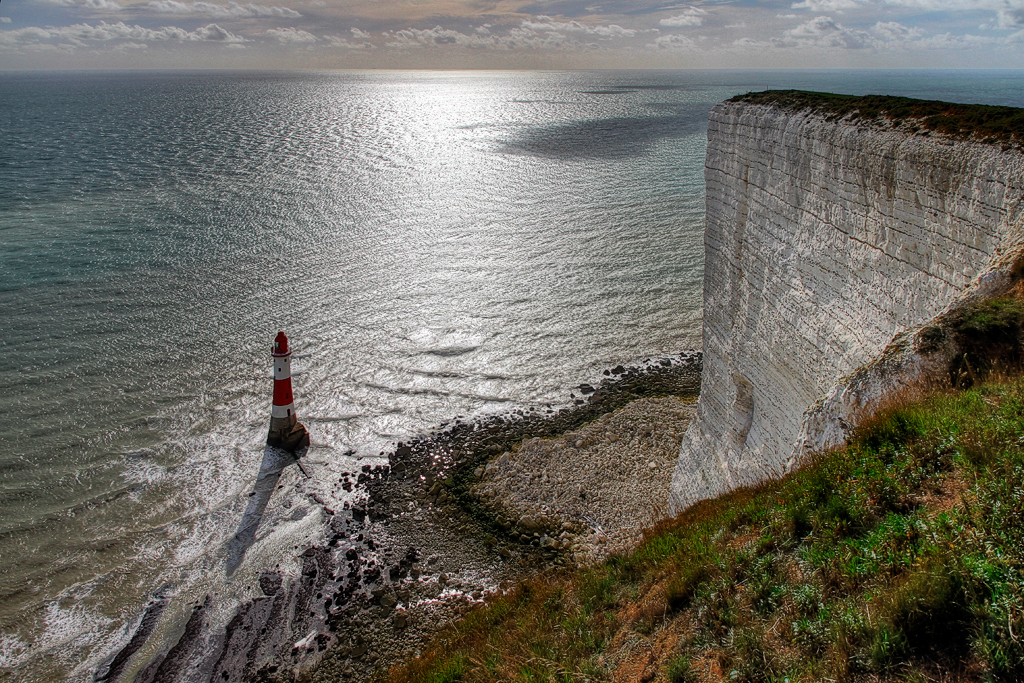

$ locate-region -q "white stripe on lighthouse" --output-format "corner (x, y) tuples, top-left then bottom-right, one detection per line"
(272, 402), (294, 418)
(274, 356), (291, 380)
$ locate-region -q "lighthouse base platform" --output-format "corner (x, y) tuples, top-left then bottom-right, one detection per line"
(267, 414), (310, 452)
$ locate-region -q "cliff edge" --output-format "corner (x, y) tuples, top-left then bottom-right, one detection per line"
(669, 91), (1024, 513)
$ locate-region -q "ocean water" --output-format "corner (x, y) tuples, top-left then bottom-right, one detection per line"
(2, 69), (1023, 682)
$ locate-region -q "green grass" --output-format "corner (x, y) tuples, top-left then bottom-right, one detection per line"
(731, 90), (1024, 147)
(389, 377), (1024, 682)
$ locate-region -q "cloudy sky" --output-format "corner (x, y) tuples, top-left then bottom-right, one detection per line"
(2, 0), (1023, 70)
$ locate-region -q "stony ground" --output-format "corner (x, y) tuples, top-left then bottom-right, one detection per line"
(469, 397), (697, 564)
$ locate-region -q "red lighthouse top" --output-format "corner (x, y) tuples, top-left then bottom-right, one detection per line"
(271, 331), (291, 357)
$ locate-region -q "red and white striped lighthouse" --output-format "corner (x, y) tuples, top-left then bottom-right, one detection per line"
(267, 331), (310, 452)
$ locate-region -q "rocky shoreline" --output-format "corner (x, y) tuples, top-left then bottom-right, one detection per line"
(122, 352), (700, 682)
(305, 352), (701, 682)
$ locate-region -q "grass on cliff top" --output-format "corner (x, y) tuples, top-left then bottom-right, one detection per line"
(732, 90), (1024, 147)
(390, 379), (1024, 682)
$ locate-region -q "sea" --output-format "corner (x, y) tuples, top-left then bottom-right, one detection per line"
(2, 69), (1024, 682)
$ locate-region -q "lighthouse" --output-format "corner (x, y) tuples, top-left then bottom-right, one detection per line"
(267, 331), (310, 452)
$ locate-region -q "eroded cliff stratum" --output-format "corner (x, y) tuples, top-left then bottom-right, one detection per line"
(669, 92), (1024, 513)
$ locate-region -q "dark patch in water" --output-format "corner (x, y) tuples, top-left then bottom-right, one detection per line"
(425, 345), (480, 357)
(501, 106), (708, 160)
(615, 84), (692, 91)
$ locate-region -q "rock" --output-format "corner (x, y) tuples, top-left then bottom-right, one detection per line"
(259, 572), (282, 596)
(670, 97), (1024, 514)
(517, 514), (547, 531)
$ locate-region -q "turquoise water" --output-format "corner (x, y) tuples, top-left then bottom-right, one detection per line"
(1, 69), (1023, 681)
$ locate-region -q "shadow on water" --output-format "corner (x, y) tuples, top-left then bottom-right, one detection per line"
(225, 445), (307, 576)
(501, 107), (709, 159)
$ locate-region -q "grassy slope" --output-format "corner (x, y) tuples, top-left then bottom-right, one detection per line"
(388, 377), (1024, 682)
(731, 90), (1024, 148)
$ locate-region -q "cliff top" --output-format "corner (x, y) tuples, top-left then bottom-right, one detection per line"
(731, 89), (1024, 147)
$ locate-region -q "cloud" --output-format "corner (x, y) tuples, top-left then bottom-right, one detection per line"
(385, 26), (488, 47)
(793, 0), (1024, 22)
(192, 23), (244, 40)
(520, 16), (637, 38)
(879, 0), (1002, 8)
(773, 12), (1002, 51)
(791, 0), (865, 11)
(32, 0), (121, 6)
(998, 8), (1024, 28)
(0, 20), (245, 49)
(323, 34), (372, 48)
(265, 26), (315, 42)
(380, 23), (594, 51)
(912, 31), (992, 48)
(659, 7), (706, 27)
(322, 28), (372, 48)
(649, 33), (697, 49)
(147, 1), (301, 18)
(776, 14), (871, 48)
(0, 18), (11, 23)
(872, 20), (923, 41)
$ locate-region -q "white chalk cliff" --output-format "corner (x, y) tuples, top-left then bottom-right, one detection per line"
(669, 98), (1024, 513)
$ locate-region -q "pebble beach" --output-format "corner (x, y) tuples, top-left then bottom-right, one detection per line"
(470, 396), (697, 564)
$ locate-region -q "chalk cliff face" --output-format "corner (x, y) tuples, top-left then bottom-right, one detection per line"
(669, 100), (1024, 513)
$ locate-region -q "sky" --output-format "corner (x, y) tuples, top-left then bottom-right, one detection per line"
(1, 0), (1024, 70)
